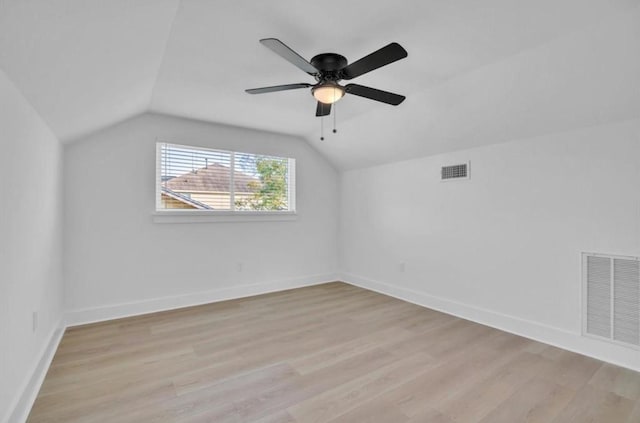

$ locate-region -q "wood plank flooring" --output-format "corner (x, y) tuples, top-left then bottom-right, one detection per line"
(27, 282), (640, 422)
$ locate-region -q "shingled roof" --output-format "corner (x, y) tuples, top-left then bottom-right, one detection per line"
(165, 163), (257, 193)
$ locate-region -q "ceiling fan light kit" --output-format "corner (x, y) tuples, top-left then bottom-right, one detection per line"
(312, 82), (344, 104)
(246, 38), (408, 124)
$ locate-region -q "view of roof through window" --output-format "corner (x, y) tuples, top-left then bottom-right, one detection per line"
(157, 143), (295, 212)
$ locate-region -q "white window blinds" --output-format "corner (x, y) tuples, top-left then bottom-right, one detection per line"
(157, 143), (295, 212)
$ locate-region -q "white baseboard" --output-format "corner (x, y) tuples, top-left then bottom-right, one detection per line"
(65, 273), (337, 327)
(339, 272), (640, 373)
(5, 321), (65, 423)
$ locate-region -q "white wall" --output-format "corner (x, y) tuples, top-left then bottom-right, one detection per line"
(64, 113), (338, 322)
(340, 118), (640, 369)
(0, 70), (64, 422)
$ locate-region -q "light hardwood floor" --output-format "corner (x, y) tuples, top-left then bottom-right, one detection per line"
(28, 282), (640, 422)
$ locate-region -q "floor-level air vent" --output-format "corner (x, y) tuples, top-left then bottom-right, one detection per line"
(583, 253), (640, 348)
(441, 162), (469, 181)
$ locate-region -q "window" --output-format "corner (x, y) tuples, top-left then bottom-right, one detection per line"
(156, 143), (295, 216)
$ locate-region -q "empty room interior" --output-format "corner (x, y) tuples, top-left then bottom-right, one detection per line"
(3, 0), (640, 422)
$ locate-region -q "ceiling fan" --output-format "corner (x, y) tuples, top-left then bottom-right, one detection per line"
(246, 38), (408, 117)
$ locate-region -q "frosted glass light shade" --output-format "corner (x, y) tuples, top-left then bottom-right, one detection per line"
(312, 83), (344, 104)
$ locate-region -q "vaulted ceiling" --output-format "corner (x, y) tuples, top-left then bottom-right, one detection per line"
(1, 0), (639, 169)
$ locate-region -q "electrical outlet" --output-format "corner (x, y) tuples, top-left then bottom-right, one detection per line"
(32, 311), (38, 333)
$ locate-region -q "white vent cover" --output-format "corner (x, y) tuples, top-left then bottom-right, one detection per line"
(441, 162), (469, 181)
(583, 253), (640, 348)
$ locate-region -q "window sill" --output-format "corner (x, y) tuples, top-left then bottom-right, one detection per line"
(152, 210), (298, 224)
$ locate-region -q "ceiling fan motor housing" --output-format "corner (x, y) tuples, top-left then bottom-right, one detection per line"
(310, 53), (348, 81)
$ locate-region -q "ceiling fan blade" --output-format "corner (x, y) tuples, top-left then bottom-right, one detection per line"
(260, 38), (319, 75)
(316, 102), (331, 117)
(245, 83), (312, 94)
(345, 84), (406, 105)
(341, 42), (408, 80)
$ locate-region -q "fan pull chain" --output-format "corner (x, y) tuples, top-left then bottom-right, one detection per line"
(320, 116), (324, 141)
(333, 101), (337, 134)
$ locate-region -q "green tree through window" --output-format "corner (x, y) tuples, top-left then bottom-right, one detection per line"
(235, 158), (288, 211)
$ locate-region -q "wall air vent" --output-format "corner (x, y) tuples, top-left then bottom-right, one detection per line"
(441, 162), (469, 181)
(583, 253), (640, 348)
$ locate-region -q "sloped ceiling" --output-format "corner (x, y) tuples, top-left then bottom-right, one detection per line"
(1, 0), (639, 169)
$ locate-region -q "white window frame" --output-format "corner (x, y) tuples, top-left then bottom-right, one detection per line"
(153, 142), (297, 223)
